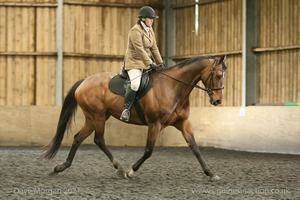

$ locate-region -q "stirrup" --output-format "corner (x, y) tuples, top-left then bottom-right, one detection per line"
(120, 109), (130, 122)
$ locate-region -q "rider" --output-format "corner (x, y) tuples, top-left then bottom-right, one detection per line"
(120, 6), (164, 122)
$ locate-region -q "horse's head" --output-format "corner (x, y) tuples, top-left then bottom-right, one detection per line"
(201, 56), (227, 106)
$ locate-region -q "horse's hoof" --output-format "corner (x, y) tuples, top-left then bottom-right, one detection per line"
(116, 169), (127, 179)
(210, 175), (221, 182)
(54, 165), (64, 173)
(126, 169), (134, 179)
(54, 161), (70, 173)
(48, 171), (58, 176)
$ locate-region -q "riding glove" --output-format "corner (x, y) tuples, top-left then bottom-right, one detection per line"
(150, 63), (166, 71)
(150, 63), (160, 70)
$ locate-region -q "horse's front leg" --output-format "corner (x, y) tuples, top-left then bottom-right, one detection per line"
(126, 122), (161, 178)
(174, 119), (220, 181)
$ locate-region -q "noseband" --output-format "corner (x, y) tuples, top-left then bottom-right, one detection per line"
(157, 58), (225, 95)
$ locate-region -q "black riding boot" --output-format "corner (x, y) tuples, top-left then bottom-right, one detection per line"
(120, 88), (137, 122)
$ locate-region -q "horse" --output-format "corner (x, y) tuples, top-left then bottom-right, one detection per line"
(43, 55), (227, 181)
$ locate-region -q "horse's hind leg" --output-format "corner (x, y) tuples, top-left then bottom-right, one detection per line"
(53, 120), (94, 173)
(93, 119), (126, 178)
(174, 119), (220, 182)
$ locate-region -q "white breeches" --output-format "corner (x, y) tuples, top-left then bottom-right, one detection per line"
(127, 69), (142, 91)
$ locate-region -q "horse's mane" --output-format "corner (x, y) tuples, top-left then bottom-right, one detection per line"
(175, 56), (211, 68)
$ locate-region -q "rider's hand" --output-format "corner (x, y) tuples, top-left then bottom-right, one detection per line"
(150, 63), (160, 70)
(159, 63), (166, 69)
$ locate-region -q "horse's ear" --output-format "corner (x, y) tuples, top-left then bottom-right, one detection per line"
(218, 55), (227, 64)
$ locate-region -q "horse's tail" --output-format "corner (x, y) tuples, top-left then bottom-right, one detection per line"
(43, 79), (84, 160)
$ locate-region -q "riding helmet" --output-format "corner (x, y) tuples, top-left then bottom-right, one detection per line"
(138, 6), (159, 18)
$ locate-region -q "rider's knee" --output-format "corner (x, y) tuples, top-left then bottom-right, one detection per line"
(130, 82), (140, 91)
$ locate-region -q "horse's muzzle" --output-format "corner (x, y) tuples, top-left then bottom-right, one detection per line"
(211, 99), (222, 106)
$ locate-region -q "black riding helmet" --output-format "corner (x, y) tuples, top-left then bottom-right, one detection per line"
(138, 6), (159, 18)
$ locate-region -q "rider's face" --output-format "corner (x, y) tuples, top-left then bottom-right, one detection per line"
(145, 18), (154, 27)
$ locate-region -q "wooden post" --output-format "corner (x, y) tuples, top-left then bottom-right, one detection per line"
(241, 0), (257, 114)
(56, 0), (63, 106)
(241, 0), (246, 115)
(164, 0), (176, 67)
(245, 0), (257, 106)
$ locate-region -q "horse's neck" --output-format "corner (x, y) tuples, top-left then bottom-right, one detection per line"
(163, 62), (206, 101)
(175, 61), (205, 86)
(183, 63), (204, 84)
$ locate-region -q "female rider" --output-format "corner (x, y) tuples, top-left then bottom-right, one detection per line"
(120, 6), (164, 122)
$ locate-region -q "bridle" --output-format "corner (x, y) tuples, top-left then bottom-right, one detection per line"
(202, 59), (226, 95)
(157, 58), (225, 95)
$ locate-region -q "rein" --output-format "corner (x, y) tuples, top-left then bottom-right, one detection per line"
(156, 70), (208, 92)
(125, 58), (225, 95)
(126, 69), (209, 92)
(157, 59), (225, 95)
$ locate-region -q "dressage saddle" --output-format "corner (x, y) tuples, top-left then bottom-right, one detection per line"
(108, 69), (153, 124)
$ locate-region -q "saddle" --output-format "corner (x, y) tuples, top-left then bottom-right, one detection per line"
(108, 69), (153, 124)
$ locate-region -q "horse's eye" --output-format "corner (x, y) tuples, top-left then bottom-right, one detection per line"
(216, 70), (223, 80)
(216, 74), (222, 80)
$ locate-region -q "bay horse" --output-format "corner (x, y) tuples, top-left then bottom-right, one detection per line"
(43, 55), (227, 181)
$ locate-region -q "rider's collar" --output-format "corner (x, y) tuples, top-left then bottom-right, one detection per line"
(140, 21), (150, 36)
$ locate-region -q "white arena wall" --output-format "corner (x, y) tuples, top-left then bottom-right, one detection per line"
(0, 106), (299, 155)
